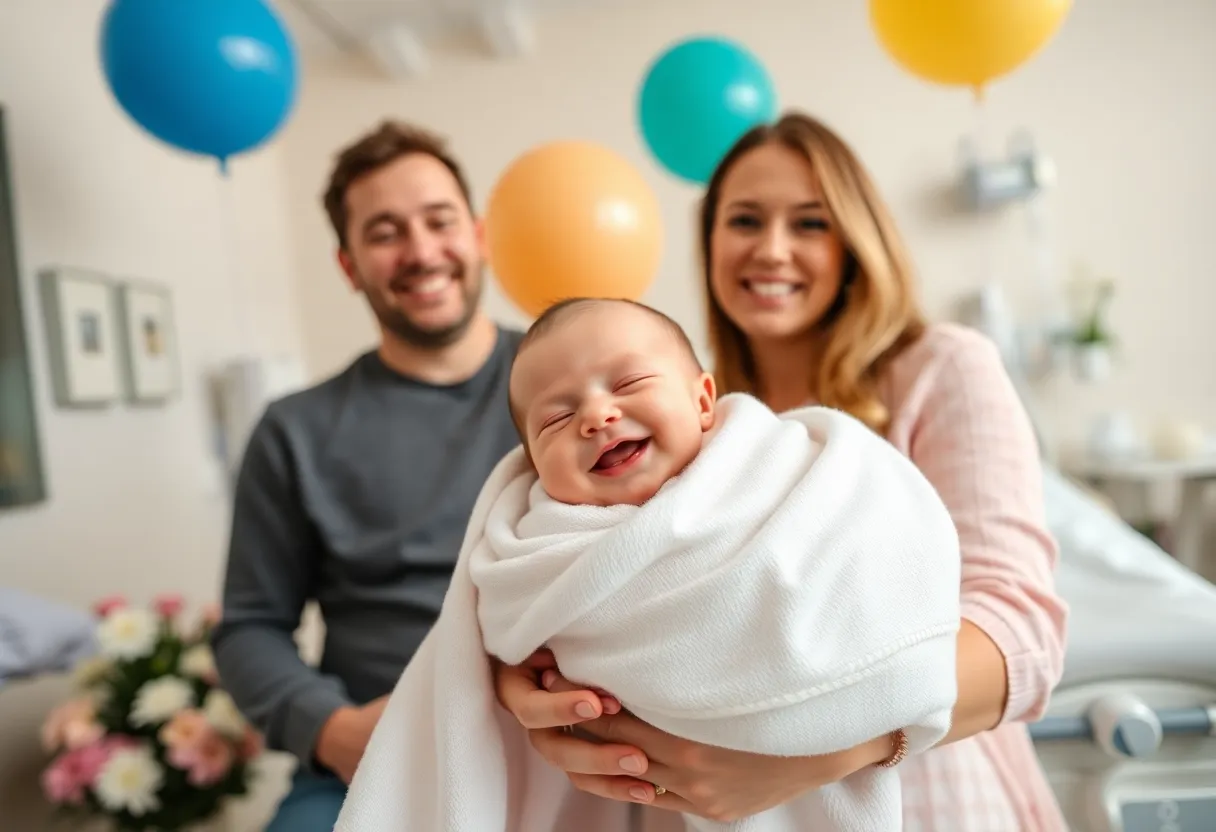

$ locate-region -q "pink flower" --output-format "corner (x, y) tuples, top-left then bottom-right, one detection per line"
(186, 733), (235, 787)
(159, 709), (213, 759)
(41, 754), (87, 805)
(40, 735), (137, 805)
(159, 709), (236, 785)
(62, 716), (105, 751)
(238, 725), (263, 761)
(41, 699), (103, 753)
(152, 592), (185, 619)
(161, 709), (235, 784)
(92, 594), (127, 618)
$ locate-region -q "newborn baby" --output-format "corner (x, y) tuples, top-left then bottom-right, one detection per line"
(335, 297), (963, 832)
(507, 297), (717, 508)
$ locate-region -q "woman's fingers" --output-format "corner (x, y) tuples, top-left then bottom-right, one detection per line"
(521, 648), (558, 671)
(566, 773), (655, 804)
(493, 660), (605, 729)
(565, 770), (697, 814)
(541, 668), (623, 715)
(650, 791), (698, 814)
(529, 727), (649, 777)
(498, 654), (712, 818)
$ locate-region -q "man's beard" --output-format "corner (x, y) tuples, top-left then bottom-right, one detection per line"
(364, 263), (484, 350)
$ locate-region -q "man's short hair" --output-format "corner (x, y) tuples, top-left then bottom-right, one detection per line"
(322, 120), (475, 249)
(508, 297), (704, 444)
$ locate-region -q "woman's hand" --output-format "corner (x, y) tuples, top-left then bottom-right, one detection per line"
(492, 650), (645, 776)
(493, 653), (893, 823)
(492, 648), (624, 723)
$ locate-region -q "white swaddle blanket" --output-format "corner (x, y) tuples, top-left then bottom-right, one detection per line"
(335, 394), (961, 832)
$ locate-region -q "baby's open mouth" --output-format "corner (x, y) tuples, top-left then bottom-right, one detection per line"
(592, 438), (650, 472)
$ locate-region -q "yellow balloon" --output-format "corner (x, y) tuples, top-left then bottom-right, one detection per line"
(485, 141), (663, 319)
(869, 0), (1071, 94)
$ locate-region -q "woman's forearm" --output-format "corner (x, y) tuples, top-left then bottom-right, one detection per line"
(938, 619), (1009, 746)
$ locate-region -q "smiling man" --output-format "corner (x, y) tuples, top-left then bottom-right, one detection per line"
(211, 121), (524, 832)
(331, 133), (494, 362)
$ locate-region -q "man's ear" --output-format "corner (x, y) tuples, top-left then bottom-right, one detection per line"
(337, 247), (359, 292)
(473, 216), (489, 259)
(697, 372), (716, 431)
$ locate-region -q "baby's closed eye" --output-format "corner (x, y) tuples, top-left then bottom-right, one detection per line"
(613, 374), (655, 392)
(540, 412), (572, 434)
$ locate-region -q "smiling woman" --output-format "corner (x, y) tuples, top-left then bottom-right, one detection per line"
(702, 117), (925, 423)
(0, 105), (47, 510)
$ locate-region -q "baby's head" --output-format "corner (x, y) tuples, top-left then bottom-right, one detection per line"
(509, 298), (717, 507)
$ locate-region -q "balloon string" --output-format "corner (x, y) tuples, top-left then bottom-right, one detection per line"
(972, 98), (981, 146)
(217, 169), (252, 359)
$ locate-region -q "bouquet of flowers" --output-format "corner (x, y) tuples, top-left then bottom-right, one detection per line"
(40, 594), (263, 831)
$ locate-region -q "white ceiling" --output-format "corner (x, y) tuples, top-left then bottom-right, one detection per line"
(274, 0), (604, 73)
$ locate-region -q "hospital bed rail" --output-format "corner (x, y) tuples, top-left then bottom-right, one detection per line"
(1029, 692), (1216, 758)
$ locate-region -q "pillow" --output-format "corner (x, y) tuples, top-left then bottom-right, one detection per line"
(0, 588), (98, 689)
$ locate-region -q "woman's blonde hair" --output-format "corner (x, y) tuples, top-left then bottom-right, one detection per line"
(699, 111), (926, 434)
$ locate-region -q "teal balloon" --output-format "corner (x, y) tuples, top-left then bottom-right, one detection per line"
(637, 36), (777, 185)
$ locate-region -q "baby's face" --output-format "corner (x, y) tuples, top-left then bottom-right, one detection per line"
(511, 304), (716, 507)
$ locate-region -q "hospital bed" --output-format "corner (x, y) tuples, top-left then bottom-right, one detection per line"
(1031, 467), (1216, 831)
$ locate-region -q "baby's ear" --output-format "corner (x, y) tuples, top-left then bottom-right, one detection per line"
(696, 372), (716, 431)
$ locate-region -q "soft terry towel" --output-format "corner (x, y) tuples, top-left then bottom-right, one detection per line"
(335, 394), (962, 832)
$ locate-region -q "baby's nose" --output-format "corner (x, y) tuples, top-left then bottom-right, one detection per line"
(580, 404), (620, 435)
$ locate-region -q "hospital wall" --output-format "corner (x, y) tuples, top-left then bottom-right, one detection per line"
(0, 0), (303, 828)
(282, 0), (1216, 463)
(0, 0), (1212, 828)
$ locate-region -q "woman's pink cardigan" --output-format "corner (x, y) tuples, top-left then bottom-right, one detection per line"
(880, 322), (1068, 830)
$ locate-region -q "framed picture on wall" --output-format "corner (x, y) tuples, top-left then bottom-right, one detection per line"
(39, 266), (121, 408)
(116, 280), (179, 403)
(0, 104), (48, 508)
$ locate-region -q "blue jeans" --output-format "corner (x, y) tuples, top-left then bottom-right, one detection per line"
(264, 767), (348, 832)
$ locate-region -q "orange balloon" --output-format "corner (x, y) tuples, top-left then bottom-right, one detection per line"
(485, 140), (663, 319)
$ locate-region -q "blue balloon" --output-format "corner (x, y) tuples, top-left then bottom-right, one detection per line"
(100, 0), (298, 173)
(637, 36), (777, 185)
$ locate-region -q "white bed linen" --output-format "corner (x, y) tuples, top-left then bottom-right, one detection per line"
(1044, 468), (1216, 688)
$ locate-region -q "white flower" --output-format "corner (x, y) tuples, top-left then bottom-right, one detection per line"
(95, 746), (163, 816)
(178, 644), (217, 681)
(130, 677), (195, 727)
(71, 655), (114, 688)
(202, 689), (247, 738)
(96, 608), (159, 661)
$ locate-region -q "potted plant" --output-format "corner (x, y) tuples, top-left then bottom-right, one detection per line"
(39, 595), (262, 831)
(1067, 278), (1116, 383)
